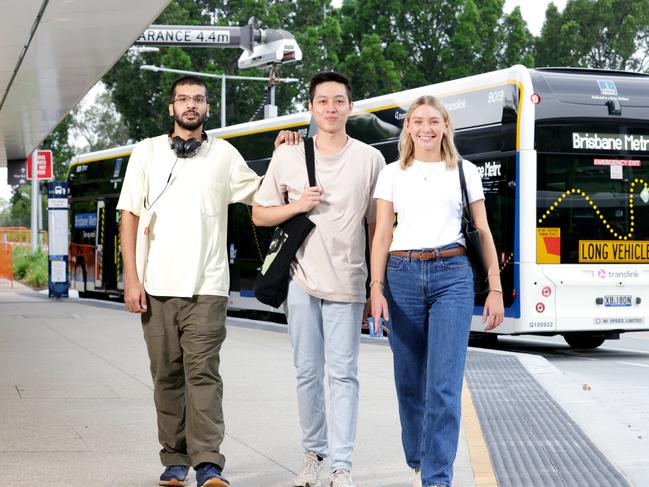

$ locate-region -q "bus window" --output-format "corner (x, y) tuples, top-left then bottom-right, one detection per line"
(537, 124), (649, 264)
(470, 154), (517, 308)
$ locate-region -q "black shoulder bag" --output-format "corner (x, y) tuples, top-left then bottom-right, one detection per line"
(458, 158), (489, 294)
(253, 137), (317, 308)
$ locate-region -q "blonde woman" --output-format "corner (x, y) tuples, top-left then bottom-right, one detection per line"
(369, 95), (504, 487)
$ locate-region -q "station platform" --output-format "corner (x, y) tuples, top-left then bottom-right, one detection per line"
(0, 282), (639, 486)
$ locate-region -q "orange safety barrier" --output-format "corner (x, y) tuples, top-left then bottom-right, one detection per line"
(0, 227), (48, 247)
(0, 242), (13, 283)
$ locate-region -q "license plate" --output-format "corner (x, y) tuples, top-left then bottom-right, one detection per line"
(604, 295), (632, 307)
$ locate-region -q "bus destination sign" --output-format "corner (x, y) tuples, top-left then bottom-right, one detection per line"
(573, 132), (649, 152)
(579, 240), (649, 263)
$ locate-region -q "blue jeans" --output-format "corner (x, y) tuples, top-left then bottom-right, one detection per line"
(384, 245), (474, 487)
(285, 279), (364, 471)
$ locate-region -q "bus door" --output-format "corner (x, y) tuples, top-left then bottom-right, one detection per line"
(94, 199), (119, 291)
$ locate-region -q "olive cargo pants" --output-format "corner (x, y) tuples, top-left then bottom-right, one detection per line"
(142, 294), (228, 469)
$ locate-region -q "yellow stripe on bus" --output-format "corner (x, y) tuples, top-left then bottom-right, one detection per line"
(220, 121), (308, 139)
(70, 152), (131, 166)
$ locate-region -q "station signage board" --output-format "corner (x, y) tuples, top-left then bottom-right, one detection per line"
(26, 150), (53, 180)
(137, 28), (231, 46)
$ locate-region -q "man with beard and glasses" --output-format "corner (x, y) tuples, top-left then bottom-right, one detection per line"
(118, 76), (261, 487)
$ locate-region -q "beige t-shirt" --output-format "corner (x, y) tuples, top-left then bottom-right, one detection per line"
(117, 134), (261, 297)
(255, 136), (385, 303)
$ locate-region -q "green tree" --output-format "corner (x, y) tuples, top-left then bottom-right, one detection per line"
(69, 90), (131, 153)
(101, 0), (539, 136)
(534, 3), (575, 66)
(499, 6), (535, 68)
(284, 15), (343, 105)
(535, 0), (649, 70)
(104, 0), (340, 139)
(338, 33), (401, 99)
(441, 0), (482, 80)
(340, 0), (471, 88)
(0, 186), (31, 227)
(475, 0), (505, 71)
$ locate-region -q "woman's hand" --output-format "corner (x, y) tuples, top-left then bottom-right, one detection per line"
(482, 290), (504, 331)
(370, 286), (390, 335)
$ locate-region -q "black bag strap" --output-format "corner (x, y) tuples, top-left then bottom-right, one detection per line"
(305, 137), (317, 187)
(458, 157), (472, 224)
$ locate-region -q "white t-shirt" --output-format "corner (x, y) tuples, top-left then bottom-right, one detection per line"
(255, 136), (385, 303)
(373, 159), (484, 251)
(117, 134), (261, 297)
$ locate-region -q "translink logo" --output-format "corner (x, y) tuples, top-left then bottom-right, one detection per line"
(597, 269), (640, 279)
(597, 80), (618, 96)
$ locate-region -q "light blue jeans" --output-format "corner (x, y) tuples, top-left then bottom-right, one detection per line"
(285, 279), (364, 472)
(384, 244), (474, 487)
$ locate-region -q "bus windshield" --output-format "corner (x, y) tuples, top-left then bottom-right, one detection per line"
(536, 125), (649, 264)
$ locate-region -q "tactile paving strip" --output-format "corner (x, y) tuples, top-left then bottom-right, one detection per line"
(465, 351), (631, 487)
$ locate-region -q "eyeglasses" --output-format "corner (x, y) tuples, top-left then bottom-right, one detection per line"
(172, 95), (207, 105)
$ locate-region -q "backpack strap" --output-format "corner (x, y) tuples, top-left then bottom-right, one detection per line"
(304, 137), (316, 187)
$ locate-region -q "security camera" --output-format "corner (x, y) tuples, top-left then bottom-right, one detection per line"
(238, 31), (303, 70)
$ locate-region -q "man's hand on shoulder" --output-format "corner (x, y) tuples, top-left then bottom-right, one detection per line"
(274, 130), (303, 149)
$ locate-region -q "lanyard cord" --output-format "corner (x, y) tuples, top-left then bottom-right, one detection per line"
(144, 156), (179, 211)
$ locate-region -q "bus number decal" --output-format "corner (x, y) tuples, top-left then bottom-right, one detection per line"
(528, 321), (553, 329)
(487, 90), (504, 104)
(579, 240), (649, 263)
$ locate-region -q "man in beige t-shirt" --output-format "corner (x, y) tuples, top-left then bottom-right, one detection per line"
(253, 72), (385, 487)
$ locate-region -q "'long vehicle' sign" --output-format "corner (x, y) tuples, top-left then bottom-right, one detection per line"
(579, 240), (649, 262)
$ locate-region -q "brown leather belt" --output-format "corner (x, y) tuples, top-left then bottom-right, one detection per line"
(390, 247), (466, 261)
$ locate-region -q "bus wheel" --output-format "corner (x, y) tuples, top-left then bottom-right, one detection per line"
(563, 333), (606, 350)
(469, 332), (498, 347)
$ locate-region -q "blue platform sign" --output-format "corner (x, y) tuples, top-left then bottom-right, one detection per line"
(47, 181), (69, 298)
(74, 212), (97, 229)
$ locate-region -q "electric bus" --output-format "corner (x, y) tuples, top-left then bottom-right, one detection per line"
(67, 64), (649, 348)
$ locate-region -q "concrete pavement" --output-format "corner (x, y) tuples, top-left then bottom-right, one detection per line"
(2, 281), (643, 486)
(0, 284), (478, 487)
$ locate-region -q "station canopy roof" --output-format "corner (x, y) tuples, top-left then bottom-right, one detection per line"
(0, 0), (170, 173)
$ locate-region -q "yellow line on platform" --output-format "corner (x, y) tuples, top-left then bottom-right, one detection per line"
(462, 380), (499, 486)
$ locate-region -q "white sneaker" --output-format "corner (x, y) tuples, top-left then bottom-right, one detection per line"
(412, 469), (422, 487)
(294, 452), (324, 487)
(329, 470), (356, 487)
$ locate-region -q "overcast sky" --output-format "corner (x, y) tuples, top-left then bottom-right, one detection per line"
(505, 0), (567, 36)
(0, 0), (568, 201)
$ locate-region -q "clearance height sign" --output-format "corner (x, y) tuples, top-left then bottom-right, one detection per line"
(579, 240), (649, 263)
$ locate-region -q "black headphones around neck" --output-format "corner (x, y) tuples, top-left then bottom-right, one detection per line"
(168, 129), (208, 158)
